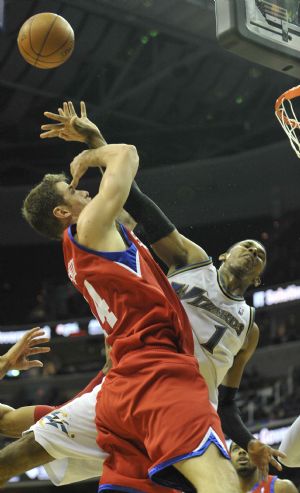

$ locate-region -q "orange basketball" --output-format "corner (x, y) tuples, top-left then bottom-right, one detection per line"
(17, 12), (74, 69)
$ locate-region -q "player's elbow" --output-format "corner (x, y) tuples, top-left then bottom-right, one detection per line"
(122, 144), (139, 174)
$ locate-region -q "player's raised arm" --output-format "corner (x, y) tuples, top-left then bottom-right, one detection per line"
(41, 101), (207, 269)
(70, 144), (139, 249)
(124, 182), (209, 272)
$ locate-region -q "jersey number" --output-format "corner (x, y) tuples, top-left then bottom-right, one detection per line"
(84, 280), (117, 329)
(202, 324), (227, 354)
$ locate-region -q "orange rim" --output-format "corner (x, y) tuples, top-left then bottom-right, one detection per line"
(275, 85), (300, 128)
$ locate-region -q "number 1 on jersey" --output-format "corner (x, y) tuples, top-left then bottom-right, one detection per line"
(202, 324), (227, 354)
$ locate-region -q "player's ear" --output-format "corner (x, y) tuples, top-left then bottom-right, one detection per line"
(53, 205), (71, 219)
(219, 252), (227, 262)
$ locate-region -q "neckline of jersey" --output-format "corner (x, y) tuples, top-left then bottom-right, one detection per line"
(217, 270), (245, 302)
(68, 222), (133, 257)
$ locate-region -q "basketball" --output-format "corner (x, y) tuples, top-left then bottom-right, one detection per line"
(17, 12), (74, 69)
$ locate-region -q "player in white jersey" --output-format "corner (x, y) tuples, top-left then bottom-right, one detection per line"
(168, 253), (255, 410)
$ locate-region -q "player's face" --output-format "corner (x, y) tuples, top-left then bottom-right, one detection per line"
(225, 240), (266, 279)
(56, 181), (91, 218)
(230, 443), (257, 477)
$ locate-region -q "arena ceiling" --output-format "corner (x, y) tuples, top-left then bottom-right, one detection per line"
(0, 0), (296, 186)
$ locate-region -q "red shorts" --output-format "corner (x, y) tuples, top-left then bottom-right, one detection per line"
(96, 348), (229, 493)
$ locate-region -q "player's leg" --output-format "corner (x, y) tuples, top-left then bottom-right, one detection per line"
(0, 431), (53, 486)
(97, 350), (240, 493)
(174, 443), (239, 493)
(0, 404), (36, 438)
(30, 383), (106, 486)
(279, 415), (300, 467)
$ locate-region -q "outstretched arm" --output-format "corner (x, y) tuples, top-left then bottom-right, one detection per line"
(218, 322), (286, 478)
(0, 327), (50, 379)
(0, 345), (111, 438)
(41, 102), (207, 270)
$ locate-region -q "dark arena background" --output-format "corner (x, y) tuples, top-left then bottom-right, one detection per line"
(0, 0), (300, 491)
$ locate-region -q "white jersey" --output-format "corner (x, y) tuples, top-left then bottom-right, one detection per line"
(168, 259), (255, 408)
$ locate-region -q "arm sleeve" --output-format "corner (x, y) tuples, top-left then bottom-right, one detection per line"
(124, 181), (176, 244)
(218, 385), (255, 451)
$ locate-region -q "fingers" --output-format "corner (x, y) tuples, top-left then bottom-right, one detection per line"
(80, 101), (87, 118)
(27, 347), (51, 355)
(41, 123), (64, 131)
(40, 129), (61, 139)
(62, 101), (77, 118)
(44, 111), (67, 122)
(26, 360), (44, 368)
(23, 327), (43, 340)
(270, 456), (282, 471)
(271, 448), (287, 460)
(24, 328), (49, 345)
(28, 336), (50, 346)
(68, 101), (76, 116)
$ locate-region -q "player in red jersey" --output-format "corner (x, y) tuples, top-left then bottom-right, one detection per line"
(1, 101), (240, 493)
(230, 442), (297, 493)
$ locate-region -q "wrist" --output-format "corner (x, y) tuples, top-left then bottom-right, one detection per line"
(86, 134), (107, 149)
(0, 356), (11, 377)
(247, 438), (258, 452)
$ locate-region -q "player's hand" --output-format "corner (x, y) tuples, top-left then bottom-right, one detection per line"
(41, 101), (106, 147)
(0, 327), (50, 377)
(69, 149), (92, 188)
(247, 439), (287, 480)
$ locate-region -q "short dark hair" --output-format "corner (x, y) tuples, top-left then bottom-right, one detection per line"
(22, 173), (68, 240)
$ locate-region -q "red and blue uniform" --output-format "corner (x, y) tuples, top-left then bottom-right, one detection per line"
(62, 224), (228, 493)
(250, 475), (278, 493)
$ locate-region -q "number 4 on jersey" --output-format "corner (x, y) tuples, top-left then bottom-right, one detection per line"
(84, 280), (117, 329)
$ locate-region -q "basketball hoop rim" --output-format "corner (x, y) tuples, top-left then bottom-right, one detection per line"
(275, 85), (300, 129)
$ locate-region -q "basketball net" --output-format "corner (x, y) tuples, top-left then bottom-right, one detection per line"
(275, 85), (300, 158)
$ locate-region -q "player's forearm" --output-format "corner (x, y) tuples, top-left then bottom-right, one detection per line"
(85, 144), (138, 172)
(0, 405), (35, 438)
(87, 133), (107, 149)
(218, 385), (255, 451)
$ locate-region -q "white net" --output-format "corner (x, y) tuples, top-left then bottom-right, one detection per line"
(276, 95), (300, 158)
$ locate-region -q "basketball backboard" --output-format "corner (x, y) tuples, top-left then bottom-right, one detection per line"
(215, 0), (300, 78)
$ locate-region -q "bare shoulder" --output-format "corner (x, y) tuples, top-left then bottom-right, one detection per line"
(275, 478), (299, 493)
(77, 217), (126, 252)
(241, 321), (260, 354)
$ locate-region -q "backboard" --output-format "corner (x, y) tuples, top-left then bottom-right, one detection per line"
(215, 0), (300, 78)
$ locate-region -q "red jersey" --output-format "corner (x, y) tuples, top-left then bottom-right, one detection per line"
(63, 224), (194, 365)
(250, 475), (277, 493)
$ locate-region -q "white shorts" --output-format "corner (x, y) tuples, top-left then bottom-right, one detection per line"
(27, 382), (107, 486)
